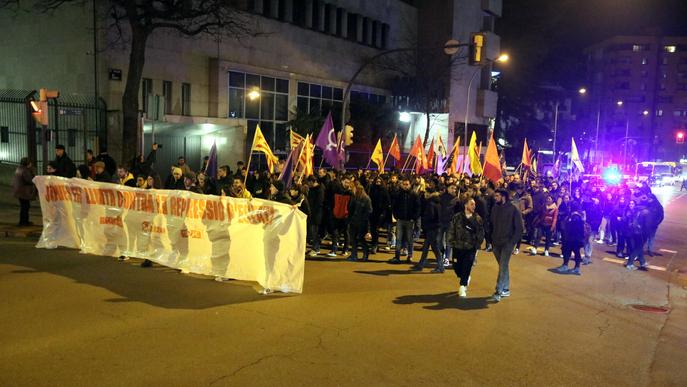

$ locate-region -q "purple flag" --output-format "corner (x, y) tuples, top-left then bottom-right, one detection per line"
(314, 112), (341, 168)
(205, 141), (218, 179)
(278, 144), (299, 189)
(436, 155), (446, 175)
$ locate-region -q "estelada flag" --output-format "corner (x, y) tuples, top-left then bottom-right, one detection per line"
(426, 138), (435, 169)
(371, 139), (384, 171)
(483, 134), (502, 184)
(297, 134), (314, 176)
(446, 136), (461, 174)
(522, 138), (532, 168)
(389, 134), (401, 162)
(251, 124), (279, 173)
(290, 130), (305, 149)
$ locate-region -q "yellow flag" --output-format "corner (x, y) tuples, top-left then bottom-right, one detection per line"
(290, 130), (305, 149)
(371, 139), (384, 171)
(252, 125), (279, 173)
(468, 131), (483, 175)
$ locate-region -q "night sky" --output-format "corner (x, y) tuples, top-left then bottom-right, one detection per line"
(497, 0), (687, 88)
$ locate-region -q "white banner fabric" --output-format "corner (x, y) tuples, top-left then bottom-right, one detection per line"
(33, 176), (307, 293)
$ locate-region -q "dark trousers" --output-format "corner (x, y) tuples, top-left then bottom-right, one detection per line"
(19, 199), (30, 225)
(452, 248), (477, 286)
(418, 228), (442, 268)
(349, 223), (369, 259)
(616, 232), (627, 255)
(370, 217), (382, 249)
(562, 242), (583, 268)
(331, 218), (349, 254)
(308, 223), (321, 251)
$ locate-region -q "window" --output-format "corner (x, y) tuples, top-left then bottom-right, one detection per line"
(381, 23), (389, 49)
(664, 45), (677, 53)
(656, 109), (664, 117)
(657, 96), (673, 103)
(674, 110), (683, 117)
(336, 8), (344, 36)
(141, 78), (153, 113)
(632, 44), (650, 52)
(311, 0), (321, 30)
(163, 81), (173, 114)
(181, 82), (191, 116)
(641, 58), (648, 65)
(67, 128), (77, 147)
(0, 126), (8, 143)
(297, 81), (343, 128)
(293, 0), (307, 26)
(347, 13), (358, 42)
(228, 71), (289, 150)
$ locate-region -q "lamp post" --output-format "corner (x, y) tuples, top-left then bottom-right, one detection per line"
(464, 53), (509, 156)
(552, 101), (560, 161)
(577, 87), (602, 165)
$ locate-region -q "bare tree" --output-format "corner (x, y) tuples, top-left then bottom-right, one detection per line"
(4, 0), (259, 164)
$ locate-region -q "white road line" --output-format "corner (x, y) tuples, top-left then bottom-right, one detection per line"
(659, 249), (677, 254)
(602, 257), (667, 271)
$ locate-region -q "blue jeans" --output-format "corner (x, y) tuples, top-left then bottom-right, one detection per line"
(647, 228), (657, 253)
(584, 235), (593, 259)
(493, 243), (515, 294)
(395, 220), (414, 260)
(417, 228), (442, 269)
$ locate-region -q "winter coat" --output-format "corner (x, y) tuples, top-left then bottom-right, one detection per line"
(439, 192), (459, 225)
(584, 201), (603, 230)
(541, 203), (559, 229)
(53, 153), (76, 178)
(447, 212), (485, 250)
(93, 171), (113, 183)
(420, 193), (441, 231)
(332, 183), (353, 220)
(131, 149), (157, 178)
(96, 153), (117, 177)
(490, 201), (524, 247)
(119, 172), (136, 187)
(391, 189), (420, 221)
(368, 184), (390, 225)
(347, 194), (372, 229)
(307, 184), (325, 225)
(646, 199), (664, 232)
(562, 212), (585, 246)
(12, 165), (35, 200)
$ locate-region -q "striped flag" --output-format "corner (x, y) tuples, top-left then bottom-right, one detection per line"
(290, 130), (305, 149)
(251, 125), (279, 173)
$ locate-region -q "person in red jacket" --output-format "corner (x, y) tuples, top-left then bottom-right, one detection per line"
(534, 195), (558, 257)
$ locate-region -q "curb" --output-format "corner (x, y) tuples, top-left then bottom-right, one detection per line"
(0, 228), (42, 238)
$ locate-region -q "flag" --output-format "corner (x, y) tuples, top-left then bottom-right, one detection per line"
(483, 134), (502, 184)
(278, 144), (298, 189)
(522, 139), (532, 168)
(415, 144), (426, 174)
(532, 156), (538, 176)
(409, 135), (423, 157)
(290, 130), (305, 149)
(437, 136), (447, 158)
(389, 134), (401, 162)
(371, 139), (384, 171)
(297, 134), (314, 176)
(446, 136), (461, 174)
(427, 138), (435, 169)
(251, 125), (278, 173)
(205, 140), (218, 179)
(314, 112), (341, 168)
(571, 138), (585, 173)
(552, 155), (561, 177)
(468, 131), (483, 175)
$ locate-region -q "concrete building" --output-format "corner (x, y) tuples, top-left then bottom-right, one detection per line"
(585, 35), (687, 164)
(0, 0), (502, 172)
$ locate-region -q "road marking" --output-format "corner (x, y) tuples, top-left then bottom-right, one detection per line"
(602, 257), (667, 271)
(659, 249), (677, 254)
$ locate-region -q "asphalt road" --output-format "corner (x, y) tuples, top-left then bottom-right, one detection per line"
(1, 186), (686, 386)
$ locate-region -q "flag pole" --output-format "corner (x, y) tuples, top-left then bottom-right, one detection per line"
(243, 130), (257, 188)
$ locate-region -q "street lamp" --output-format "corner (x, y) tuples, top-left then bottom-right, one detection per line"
(464, 52), (509, 155)
(247, 88), (260, 101)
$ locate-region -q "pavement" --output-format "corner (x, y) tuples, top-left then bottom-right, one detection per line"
(1, 184), (686, 386)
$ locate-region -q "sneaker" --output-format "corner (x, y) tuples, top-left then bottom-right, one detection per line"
(569, 268), (581, 275)
(308, 250), (319, 257)
(554, 265), (569, 273)
(431, 268), (444, 273)
(346, 256), (357, 262)
(500, 290), (511, 297)
(490, 292), (502, 302)
(401, 248), (408, 256)
(552, 241), (560, 246)
(458, 285), (467, 298)
(544, 250), (550, 257)
(370, 247), (377, 255)
(637, 265), (649, 272)
(582, 258), (592, 265)
(140, 259), (153, 268)
(388, 257), (401, 264)
(327, 252), (337, 257)
(513, 248), (520, 255)
(595, 239), (604, 244)
(616, 252), (625, 258)
(118, 256), (129, 261)
(625, 264), (637, 271)
(528, 247), (537, 255)
(410, 265), (423, 271)
(383, 246), (391, 251)
(485, 245), (493, 252)
(214, 276), (231, 282)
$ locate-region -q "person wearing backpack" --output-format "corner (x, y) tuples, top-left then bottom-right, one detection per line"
(327, 175), (353, 257)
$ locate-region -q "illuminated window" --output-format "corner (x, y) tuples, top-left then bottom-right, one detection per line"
(664, 45), (677, 53)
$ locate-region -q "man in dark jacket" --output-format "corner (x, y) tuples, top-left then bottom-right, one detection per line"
(389, 178), (420, 264)
(439, 184), (459, 264)
(414, 190), (443, 272)
(554, 211), (586, 275)
(368, 176), (390, 254)
(645, 194), (664, 256)
(96, 147), (117, 177)
(306, 176), (325, 256)
(93, 161), (113, 183)
(490, 188), (524, 302)
(52, 144), (76, 178)
(12, 157), (35, 226)
(215, 165), (232, 195)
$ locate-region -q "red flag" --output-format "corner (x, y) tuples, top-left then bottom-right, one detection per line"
(427, 139), (435, 169)
(389, 134), (401, 162)
(409, 135), (423, 157)
(415, 144), (426, 174)
(483, 134), (502, 184)
(522, 139), (532, 168)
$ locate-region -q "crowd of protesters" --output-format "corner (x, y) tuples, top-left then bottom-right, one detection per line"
(12, 143), (667, 301)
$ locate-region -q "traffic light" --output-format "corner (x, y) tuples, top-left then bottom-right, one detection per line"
(344, 125), (354, 146)
(469, 33), (485, 66)
(677, 132), (685, 144)
(30, 88), (59, 126)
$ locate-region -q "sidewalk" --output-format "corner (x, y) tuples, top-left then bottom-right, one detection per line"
(0, 184), (43, 238)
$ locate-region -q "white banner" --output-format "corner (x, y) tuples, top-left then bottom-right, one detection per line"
(33, 176), (307, 293)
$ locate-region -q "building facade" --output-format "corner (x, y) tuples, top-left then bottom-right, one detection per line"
(585, 35), (687, 164)
(0, 0), (502, 171)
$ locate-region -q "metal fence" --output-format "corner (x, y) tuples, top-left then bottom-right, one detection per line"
(0, 89), (106, 172)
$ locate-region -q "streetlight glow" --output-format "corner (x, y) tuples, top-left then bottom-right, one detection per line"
(247, 88), (260, 101)
(616, 100), (623, 107)
(578, 88), (587, 95)
(399, 112), (411, 123)
(496, 53), (509, 63)
(643, 110), (649, 116)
